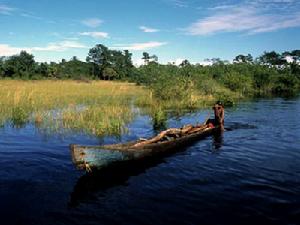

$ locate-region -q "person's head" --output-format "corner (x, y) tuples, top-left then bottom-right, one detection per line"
(212, 101), (224, 125)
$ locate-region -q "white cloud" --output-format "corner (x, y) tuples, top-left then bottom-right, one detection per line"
(112, 41), (167, 51)
(186, 1), (300, 35)
(173, 0), (188, 8)
(0, 4), (15, 15)
(0, 41), (87, 56)
(165, 0), (188, 8)
(139, 26), (160, 33)
(81, 18), (103, 28)
(32, 41), (87, 52)
(20, 13), (42, 20)
(133, 58), (146, 67)
(0, 44), (28, 56)
(0, 4), (56, 24)
(79, 31), (108, 38)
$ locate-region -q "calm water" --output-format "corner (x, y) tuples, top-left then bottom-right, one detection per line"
(0, 97), (300, 225)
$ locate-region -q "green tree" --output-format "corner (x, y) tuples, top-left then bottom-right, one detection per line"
(273, 74), (299, 95)
(102, 67), (118, 80)
(37, 62), (49, 77)
(48, 62), (58, 78)
(221, 71), (253, 95)
(19, 51), (35, 73)
(142, 52), (150, 65)
(3, 51), (35, 77)
(0, 57), (5, 77)
(123, 50), (134, 78)
(151, 54), (158, 63)
(258, 51), (284, 65)
(180, 59), (191, 67)
(57, 58), (92, 79)
(71, 56), (79, 61)
(86, 44), (110, 78)
(252, 67), (273, 94)
(234, 54), (253, 63)
(86, 44), (133, 79)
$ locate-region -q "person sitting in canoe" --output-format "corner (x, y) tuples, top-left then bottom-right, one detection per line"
(206, 101), (224, 130)
(133, 101), (224, 147)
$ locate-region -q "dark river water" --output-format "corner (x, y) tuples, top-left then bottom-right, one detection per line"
(0, 97), (300, 225)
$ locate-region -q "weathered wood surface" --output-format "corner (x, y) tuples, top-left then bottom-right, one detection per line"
(70, 124), (219, 171)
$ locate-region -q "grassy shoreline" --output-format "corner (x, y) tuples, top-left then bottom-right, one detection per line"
(1, 79), (295, 136)
(0, 80), (225, 136)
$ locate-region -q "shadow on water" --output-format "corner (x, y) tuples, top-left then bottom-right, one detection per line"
(68, 157), (166, 208)
(225, 122), (257, 131)
(211, 122), (255, 149)
(69, 130), (226, 208)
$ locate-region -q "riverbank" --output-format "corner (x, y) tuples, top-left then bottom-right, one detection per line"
(1, 79), (298, 136)
(0, 80), (229, 135)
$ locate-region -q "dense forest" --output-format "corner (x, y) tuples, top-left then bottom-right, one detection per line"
(0, 44), (299, 104)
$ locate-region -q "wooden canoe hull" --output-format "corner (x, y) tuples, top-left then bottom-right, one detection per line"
(70, 126), (219, 171)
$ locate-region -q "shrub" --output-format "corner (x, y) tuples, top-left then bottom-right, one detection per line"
(11, 106), (29, 126)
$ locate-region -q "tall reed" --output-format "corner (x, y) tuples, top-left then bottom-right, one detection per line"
(0, 80), (148, 135)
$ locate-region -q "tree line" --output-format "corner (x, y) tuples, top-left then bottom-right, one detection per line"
(0, 44), (134, 80)
(0, 44), (299, 100)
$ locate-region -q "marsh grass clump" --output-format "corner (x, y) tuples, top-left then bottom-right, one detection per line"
(150, 107), (167, 131)
(59, 105), (133, 136)
(11, 106), (29, 126)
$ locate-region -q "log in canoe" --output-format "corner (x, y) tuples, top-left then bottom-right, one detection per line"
(70, 123), (220, 172)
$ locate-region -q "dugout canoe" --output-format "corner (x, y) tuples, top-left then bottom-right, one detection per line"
(70, 125), (220, 172)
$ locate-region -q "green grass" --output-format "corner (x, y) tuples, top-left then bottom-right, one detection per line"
(0, 80), (147, 135)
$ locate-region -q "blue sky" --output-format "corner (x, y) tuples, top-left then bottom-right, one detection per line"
(0, 0), (300, 64)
